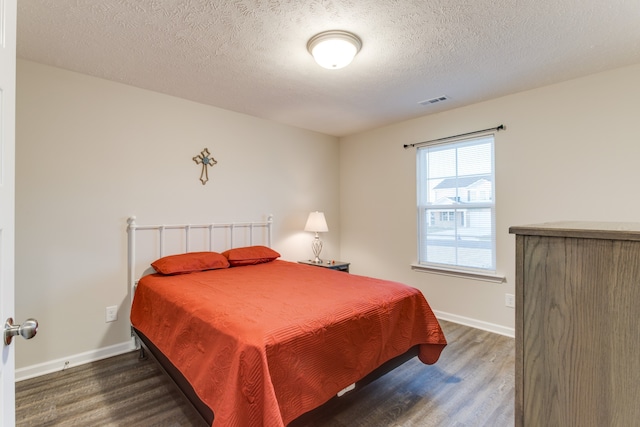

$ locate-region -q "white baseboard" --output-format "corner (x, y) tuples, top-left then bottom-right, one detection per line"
(16, 313), (512, 382)
(15, 340), (136, 382)
(434, 310), (515, 338)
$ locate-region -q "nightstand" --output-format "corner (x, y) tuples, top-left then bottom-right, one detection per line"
(298, 259), (350, 273)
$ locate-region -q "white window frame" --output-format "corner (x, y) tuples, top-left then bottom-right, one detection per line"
(413, 134), (503, 282)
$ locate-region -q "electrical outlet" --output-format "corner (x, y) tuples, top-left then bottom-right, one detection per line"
(105, 305), (118, 322)
(505, 293), (516, 308)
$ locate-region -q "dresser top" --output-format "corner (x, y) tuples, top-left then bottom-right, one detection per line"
(509, 221), (640, 241)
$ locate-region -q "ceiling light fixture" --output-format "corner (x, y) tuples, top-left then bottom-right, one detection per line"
(307, 30), (362, 70)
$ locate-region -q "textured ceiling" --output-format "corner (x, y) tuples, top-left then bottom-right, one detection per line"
(16, 0), (640, 137)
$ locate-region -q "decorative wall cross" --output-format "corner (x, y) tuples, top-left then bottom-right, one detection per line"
(192, 148), (217, 185)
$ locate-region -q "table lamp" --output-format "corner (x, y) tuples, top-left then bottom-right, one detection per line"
(304, 211), (328, 263)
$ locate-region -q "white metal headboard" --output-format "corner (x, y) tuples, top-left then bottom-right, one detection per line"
(127, 215), (273, 305)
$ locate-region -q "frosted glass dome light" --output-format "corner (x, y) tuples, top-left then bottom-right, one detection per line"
(307, 30), (362, 70)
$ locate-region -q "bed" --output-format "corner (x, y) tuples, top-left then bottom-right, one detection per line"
(128, 216), (446, 426)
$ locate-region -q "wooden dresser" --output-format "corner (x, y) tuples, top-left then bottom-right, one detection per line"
(509, 222), (640, 427)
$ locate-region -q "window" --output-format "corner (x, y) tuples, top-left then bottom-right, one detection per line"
(416, 135), (495, 272)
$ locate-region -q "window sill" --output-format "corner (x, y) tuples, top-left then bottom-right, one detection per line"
(411, 264), (505, 283)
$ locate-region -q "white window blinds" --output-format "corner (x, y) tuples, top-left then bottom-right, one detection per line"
(417, 135), (496, 272)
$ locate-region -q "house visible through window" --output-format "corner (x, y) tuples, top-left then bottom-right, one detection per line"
(416, 134), (495, 272)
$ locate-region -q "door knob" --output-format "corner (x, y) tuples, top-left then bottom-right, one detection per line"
(4, 317), (38, 345)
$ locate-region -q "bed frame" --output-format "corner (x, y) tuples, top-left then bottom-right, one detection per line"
(127, 215), (421, 425)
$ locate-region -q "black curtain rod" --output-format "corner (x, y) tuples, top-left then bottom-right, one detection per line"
(403, 124), (505, 149)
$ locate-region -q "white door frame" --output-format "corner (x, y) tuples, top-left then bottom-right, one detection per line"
(0, 0), (18, 425)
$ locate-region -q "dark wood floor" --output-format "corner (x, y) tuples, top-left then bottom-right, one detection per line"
(16, 320), (514, 426)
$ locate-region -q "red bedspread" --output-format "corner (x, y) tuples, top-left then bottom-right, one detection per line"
(130, 260), (446, 426)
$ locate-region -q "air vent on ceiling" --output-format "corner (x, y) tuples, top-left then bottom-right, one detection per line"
(418, 96), (449, 106)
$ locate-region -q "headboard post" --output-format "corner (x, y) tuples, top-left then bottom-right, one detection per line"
(127, 216), (138, 292)
(127, 216), (138, 343)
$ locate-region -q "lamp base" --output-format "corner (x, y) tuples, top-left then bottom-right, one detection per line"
(311, 235), (323, 264)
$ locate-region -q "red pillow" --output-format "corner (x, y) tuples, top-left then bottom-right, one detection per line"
(221, 246), (280, 266)
(151, 252), (230, 275)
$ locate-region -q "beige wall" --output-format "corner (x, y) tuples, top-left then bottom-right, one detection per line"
(16, 58), (640, 375)
(15, 60), (340, 372)
(339, 63), (640, 333)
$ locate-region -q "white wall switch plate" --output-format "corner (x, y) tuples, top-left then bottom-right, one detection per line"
(505, 293), (516, 308)
(105, 305), (118, 322)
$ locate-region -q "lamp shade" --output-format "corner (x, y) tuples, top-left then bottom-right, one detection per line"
(307, 30), (362, 70)
(304, 211), (329, 232)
